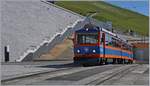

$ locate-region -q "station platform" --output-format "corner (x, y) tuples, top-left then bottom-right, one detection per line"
(1, 61), (73, 81)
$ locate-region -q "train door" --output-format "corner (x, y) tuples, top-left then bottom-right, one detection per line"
(102, 33), (105, 58)
(100, 32), (106, 64)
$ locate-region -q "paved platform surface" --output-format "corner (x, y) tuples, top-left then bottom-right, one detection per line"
(1, 61), (149, 85)
(1, 61), (73, 80)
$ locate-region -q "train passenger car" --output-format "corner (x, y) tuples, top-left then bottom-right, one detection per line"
(73, 24), (133, 65)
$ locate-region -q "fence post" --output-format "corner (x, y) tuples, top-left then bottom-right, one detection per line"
(4, 45), (9, 62)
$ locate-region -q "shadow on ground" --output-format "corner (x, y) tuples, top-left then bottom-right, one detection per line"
(37, 63), (81, 68)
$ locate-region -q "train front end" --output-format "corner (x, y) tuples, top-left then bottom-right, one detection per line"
(73, 25), (101, 65)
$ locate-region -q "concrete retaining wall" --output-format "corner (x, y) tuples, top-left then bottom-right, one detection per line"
(1, 0), (82, 62)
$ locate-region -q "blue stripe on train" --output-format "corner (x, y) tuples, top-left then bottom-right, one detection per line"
(105, 47), (133, 58)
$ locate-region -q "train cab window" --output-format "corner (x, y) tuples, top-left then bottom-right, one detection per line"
(77, 33), (98, 44)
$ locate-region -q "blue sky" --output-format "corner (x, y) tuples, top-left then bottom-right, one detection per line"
(104, 0), (149, 16)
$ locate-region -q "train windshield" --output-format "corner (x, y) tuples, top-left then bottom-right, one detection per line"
(77, 33), (98, 44)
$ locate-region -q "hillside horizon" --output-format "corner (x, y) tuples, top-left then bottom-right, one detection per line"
(55, 1), (149, 36)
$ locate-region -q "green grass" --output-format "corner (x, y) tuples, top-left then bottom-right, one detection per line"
(55, 1), (149, 36)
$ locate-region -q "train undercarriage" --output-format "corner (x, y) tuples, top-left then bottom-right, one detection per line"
(74, 57), (133, 66)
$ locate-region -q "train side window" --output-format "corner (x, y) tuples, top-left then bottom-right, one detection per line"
(112, 38), (116, 47)
(123, 44), (129, 50)
(130, 47), (133, 51)
(105, 33), (112, 46)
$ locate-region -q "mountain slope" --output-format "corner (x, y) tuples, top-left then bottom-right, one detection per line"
(55, 1), (149, 36)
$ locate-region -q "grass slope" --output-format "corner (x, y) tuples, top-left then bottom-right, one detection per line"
(55, 1), (149, 36)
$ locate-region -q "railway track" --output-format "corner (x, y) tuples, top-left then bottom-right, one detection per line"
(86, 64), (139, 85)
(1, 64), (103, 85)
(2, 64), (139, 85)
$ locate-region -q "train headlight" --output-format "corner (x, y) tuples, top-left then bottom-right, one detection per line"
(86, 28), (88, 31)
(77, 50), (80, 53)
(93, 50), (96, 53)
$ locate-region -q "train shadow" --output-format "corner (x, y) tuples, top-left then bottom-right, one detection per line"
(37, 63), (82, 68)
(36, 62), (117, 68)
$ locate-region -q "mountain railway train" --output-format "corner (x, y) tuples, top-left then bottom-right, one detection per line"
(73, 23), (133, 66)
